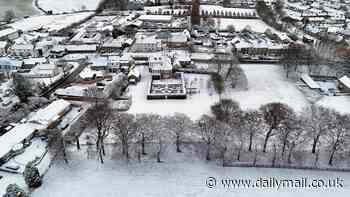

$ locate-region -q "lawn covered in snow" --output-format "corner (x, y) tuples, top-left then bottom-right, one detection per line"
(9, 12), (94, 32)
(37, 0), (102, 13)
(128, 64), (308, 120)
(227, 64), (309, 113)
(214, 18), (284, 35)
(316, 96), (350, 114)
(31, 145), (350, 197)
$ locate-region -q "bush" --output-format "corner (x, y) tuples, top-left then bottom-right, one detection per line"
(23, 161), (42, 188)
(2, 184), (28, 197)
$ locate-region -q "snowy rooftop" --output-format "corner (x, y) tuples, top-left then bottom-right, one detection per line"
(55, 86), (86, 97)
(0, 28), (18, 38)
(301, 74), (320, 89)
(29, 99), (71, 127)
(339, 76), (350, 89)
(138, 15), (173, 22)
(0, 122), (41, 159)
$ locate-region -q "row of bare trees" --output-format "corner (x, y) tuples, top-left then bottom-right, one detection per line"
(206, 99), (350, 166)
(52, 97), (350, 168)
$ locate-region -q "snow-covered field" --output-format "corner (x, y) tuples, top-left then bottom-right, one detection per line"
(128, 64), (308, 120)
(316, 96), (350, 114)
(37, 0), (102, 13)
(227, 64), (309, 113)
(32, 145), (350, 197)
(214, 18), (283, 35)
(9, 12), (94, 32)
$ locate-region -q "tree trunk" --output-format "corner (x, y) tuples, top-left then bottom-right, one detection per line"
(157, 139), (162, 163)
(99, 148), (104, 164)
(272, 144), (277, 167)
(237, 142), (243, 161)
(312, 135), (320, 154)
(263, 127), (273, 152)
(206, 143), (211, 161)
(176, 135), (181, 153)
(137, 148), (141, 163)
(141, 133), (146, 155)
(125, 143), (129, 160)
(314, 150), (319, 167)
(281, 137), (287, 156)
(248, 132), (253, 152)
(76, 136), (80, 150)
(221, 146), (227, 166)
(329, 146), (337, 166)
(101, 139), (106, 156)
(287, 144), (295, 164)
(253, 146), (258, 166)
(62, 139), (68, 164)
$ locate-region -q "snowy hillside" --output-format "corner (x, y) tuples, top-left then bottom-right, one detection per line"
(37, 0), (103, 13)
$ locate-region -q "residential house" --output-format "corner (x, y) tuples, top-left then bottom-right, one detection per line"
(132, 34), (162, 52)
(148, 54), (173, 79)
(22, 57), (48, 69)
(0, 57), (22, 77)
(0, 28), (20, 41)
(12, 43), (35, 57)
(27, 63), (60, 78)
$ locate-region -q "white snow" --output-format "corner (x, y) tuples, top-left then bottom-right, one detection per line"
(9, 12), (94, 32)
(316, 96), (350, 114)
(227, 64), (309, 113)
(29, 99), (71, 127)
(128, 64), (309, 120)
(31, 145), (350, 197)
(214, 18), (284, 36)
(301, 74), (320, 89)
(0, 123), (40, 160)
(339, 76), (350, 89)
(37, 0), (102, 13)
(127, 66), (218, 120)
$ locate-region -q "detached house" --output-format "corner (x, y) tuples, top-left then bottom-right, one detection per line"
(132, 33), (161, 52)
(12, 43), (35, 57)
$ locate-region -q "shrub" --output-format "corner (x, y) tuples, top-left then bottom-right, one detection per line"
(23, 161), (42, 188)
(2, 184), (28, 197)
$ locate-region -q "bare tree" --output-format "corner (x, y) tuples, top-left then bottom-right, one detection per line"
(211, 99), (240, 123)
(214, 122), (232, 166)
(82, 94), (113, 164)
(153, 116), (169, 163)
(165, 113), (193, 153)
(197, 115), (220, 161)
(305, 106), (333, 154)
(46, 129), (68, 163)
(113, 113), (138, 160)
(241, 110), (264, 152)
(286, 118), (308, 164)
(278, 113), (297, 156)
(260, 102), (294, 152)
(327, 113), (350, 166)
(135, 114), (159, 155)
